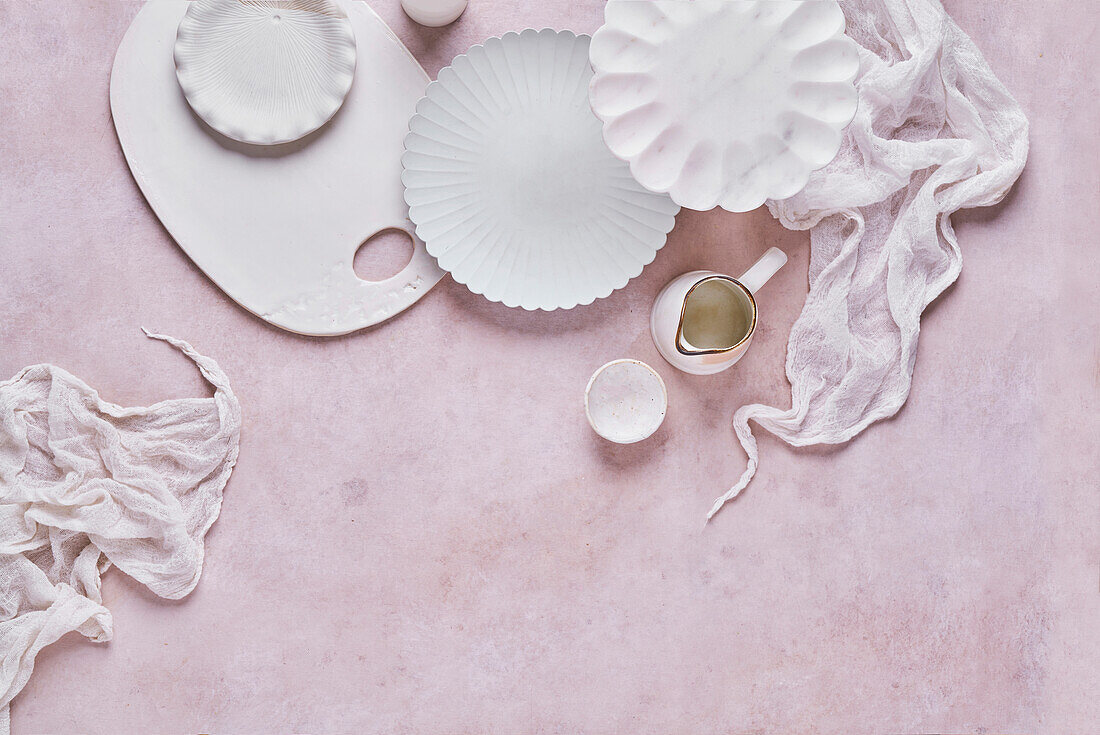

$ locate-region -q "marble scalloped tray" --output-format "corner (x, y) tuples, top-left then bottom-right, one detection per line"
(111, 0), (443, 336)
(589, 0), (860, 212)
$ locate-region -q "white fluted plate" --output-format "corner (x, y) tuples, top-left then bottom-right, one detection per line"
(402, 29), (680, 312)
(589, 0), (860, 212)
(174, 0), (357, 145)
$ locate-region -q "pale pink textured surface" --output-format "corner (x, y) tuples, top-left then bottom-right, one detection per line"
(1, 1), (1097, 732)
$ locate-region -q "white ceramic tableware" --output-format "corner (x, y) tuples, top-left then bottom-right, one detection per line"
(651, 248), (788, 375)
(589, 0), (860, 212)
(585, 360), (668, 444)
(400, 0), (468, 27)
(174, 0), (357, 145)
(113, 0), (444, 336)
(402, 29), (680, 311)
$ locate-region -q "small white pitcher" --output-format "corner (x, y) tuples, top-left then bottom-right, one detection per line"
(650, 248), (788, 375)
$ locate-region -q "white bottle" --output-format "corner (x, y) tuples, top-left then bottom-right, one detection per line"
(400, 0), (468, 27)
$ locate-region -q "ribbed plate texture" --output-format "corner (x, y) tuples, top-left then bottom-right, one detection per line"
(175, 0), (357, 145)
(403, 29), (680, 311)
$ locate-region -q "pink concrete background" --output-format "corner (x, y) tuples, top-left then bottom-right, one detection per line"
(1, 0), (1097, 732)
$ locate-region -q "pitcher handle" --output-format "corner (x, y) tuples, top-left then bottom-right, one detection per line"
(737, 247), (788, 295)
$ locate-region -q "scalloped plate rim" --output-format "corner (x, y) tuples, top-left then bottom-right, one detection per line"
(173, 0), (358, 146)
(401, 28), (680, 312)
(588, 0), (860, 212)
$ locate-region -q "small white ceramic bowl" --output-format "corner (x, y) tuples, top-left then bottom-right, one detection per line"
(585, 359), (668, 444)
(174, 0), (357, 146)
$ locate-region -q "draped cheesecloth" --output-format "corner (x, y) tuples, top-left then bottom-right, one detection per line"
(0, 331), (241, 731)
(709, 0), (1030, 517)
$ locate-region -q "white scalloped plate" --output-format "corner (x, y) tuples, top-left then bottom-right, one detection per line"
(402, 29), (680, 312)
(589, 0), (859, 212)
(175, 0), (357, 145)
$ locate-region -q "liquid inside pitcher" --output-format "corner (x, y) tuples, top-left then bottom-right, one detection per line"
(651, 248), (786, 375)
(678, 277), (756, 354)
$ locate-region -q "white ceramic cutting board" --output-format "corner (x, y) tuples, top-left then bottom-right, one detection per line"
(111, 0), (445, 336)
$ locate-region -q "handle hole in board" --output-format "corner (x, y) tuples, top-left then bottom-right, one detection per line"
(353, 228), (415, 283)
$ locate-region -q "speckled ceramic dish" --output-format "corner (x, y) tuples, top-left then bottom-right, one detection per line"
(589, 0), (859, 212)
(585, 359), (668, 444)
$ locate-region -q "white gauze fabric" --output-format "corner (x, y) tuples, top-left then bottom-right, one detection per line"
(0, 331), (241, 727)
(709, 0), (1029, 517)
